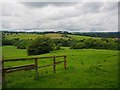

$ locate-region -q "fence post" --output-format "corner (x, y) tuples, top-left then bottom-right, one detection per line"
(64, 56), (67, 70)
(53, 56), (56, 73)
(34, 58), (39, 79)
(2, 60), (7, 88)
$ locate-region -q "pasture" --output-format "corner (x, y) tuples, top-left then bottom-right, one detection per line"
(2, 46), (118, 88)
(68, 35), (93, 40)
(4, 33), (43, 40)
(4, 33), (69, 40)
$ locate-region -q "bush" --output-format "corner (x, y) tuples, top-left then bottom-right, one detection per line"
(16, 40), (29, 49)
(70, 43), (85, 49)
(11, 38), (29, 49)
(53, 38), (74, 47)
(70, 38), (119, 50)
(27, 37), (55, 55)
(2, 39), (13, 45)
(56, 44), (61, 50)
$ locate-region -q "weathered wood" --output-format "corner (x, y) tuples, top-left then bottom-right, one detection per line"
(53, 56), (56, 73)
(2, 55), (67, 86)
(64, 56), (67, 70)
(4, 64), (35, 71)
(55, 61), (64, 64)
(34, 58), (39, 79)
(2, 61), (6, 88)
(5, 68), (29, 73)
(3, 55), (66, 62)
(38, 61), (64, 68)
(4, 64), (35, 74)
(3, 58), (35, 62)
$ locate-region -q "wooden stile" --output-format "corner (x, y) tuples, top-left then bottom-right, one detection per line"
(2, 55), (67, 88)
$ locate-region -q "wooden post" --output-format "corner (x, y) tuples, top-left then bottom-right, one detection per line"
(64, 56), (67, 70)
(2, 60), (7, 88)
(53, 56), (56, 73)
(34, 58), (39, 79)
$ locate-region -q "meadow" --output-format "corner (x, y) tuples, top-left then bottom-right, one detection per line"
(2, 46), (119, 88)
(5, 33), (68, 40)
(4, 33), (94, 40)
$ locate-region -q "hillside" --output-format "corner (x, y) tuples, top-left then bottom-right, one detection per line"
(2, 46), (118, 88)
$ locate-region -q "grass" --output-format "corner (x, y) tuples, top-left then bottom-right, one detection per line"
(5, 33), (69, 40)
(5, 33), (43, 40)
(69, 35), (100, 40)
(2, 46), (119, 88)
(5, 33), (96, 40)
(44, 33), (67, 39)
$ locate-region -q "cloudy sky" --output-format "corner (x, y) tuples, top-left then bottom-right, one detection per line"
(0, 1), (118, 32)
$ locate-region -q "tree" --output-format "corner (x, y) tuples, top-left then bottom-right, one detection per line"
(70, 43), (85, 49)
(27, 37), (55, 55)
(2, 39), (13, 45)
(56, 44), (61, 50)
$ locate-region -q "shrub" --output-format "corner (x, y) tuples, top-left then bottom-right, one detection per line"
(27, 37), (55, 55)
(56, 44), (61, 50)
(16, 40), (29, 49)
(70, 43), (85, 49)
(53, 38), (74, 47)
(2, 39), (13, 45)
(70, 38), (119, 50)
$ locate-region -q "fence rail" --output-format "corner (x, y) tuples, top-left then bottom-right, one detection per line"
(2, 55), (67, 88)
(2, 55), (66, 62)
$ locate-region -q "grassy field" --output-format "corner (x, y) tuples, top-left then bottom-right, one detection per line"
(5, 33), (43, 40)
(69, 35), (92, 40)
(2, 46), (118, 88)
(68, 35), (101, 40)
(5, 33), (98, 40)
(44, 33), (67, 39)
(5, 33), (69, 40)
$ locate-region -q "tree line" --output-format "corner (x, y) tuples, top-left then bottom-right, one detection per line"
(2, 36), (120, 55)
(2, 31), (120, 38)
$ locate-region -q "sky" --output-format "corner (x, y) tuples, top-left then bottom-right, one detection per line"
(0, 1), (119, 32)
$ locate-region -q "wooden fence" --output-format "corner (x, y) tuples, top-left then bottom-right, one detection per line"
(2, 55), (67, 88)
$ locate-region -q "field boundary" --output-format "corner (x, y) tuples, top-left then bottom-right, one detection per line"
(2, 55), (67, 88)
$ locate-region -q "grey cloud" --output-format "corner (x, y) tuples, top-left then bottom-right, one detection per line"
(21, 2), (78, 8)
(1, 2), (118, 32)
(81, 2), (103, 13)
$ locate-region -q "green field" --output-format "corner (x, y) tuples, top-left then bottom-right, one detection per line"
(5, 33), (69, 40)
(5, 33), (43, 40)
(2, 46), (118, 88)
(69, 35), (92, 40)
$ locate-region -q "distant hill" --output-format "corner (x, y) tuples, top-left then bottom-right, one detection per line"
(1, 31), (119, 39)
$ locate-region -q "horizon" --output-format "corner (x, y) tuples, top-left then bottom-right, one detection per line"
(1, 30), (119, 33)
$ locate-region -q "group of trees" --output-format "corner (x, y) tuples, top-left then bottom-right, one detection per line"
(70, 38), (119, 50)
(2, 31), (120, 55)
(72, 32), (120, 38)
(2, 37), (60, 55)
(2, 31), (120, 38)
(53, 38), (119, 50)
(2, 38), (29, 49)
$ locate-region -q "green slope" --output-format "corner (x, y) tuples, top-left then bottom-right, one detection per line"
(2, 46), (118, 88)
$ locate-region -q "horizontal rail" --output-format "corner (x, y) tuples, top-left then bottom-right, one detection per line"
(3, 64), (35, 74)
(2, 61), (65, 74)
(4, 64), (35, 71)
(5, 68), (31, 73)
(3, 55), (66, 62)
(38, 61), (64, 68)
